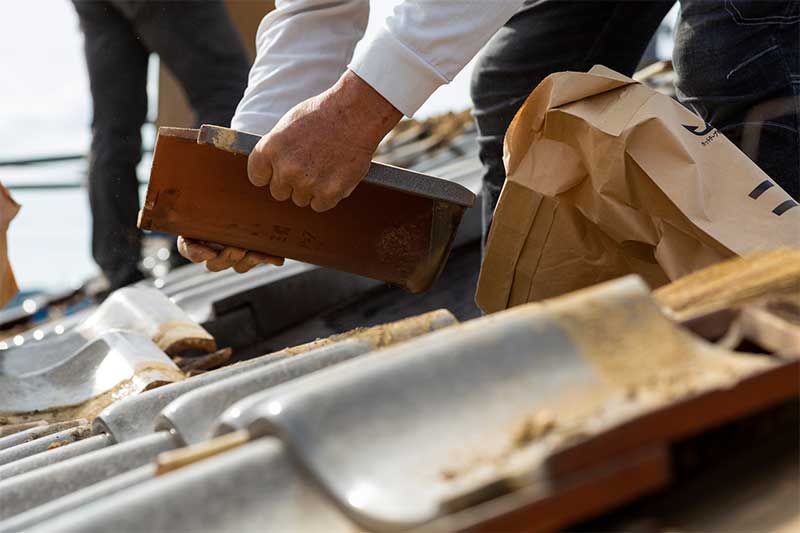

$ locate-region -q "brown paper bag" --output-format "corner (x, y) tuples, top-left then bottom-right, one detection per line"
(476, 65), (800, 313)
(0, 183), (20, 308)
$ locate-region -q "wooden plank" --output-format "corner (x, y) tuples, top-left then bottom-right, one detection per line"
(546, 359), (800, 476)
(654, 248), (800, 322)
(418, 361), (798, 533)
(422, 445), (670, 533)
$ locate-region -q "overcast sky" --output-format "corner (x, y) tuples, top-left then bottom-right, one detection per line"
(0, 0), (473, 162)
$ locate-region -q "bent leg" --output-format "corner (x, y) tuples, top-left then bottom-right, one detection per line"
(471, 0), (673, 233)
(472, 0), (674, 193)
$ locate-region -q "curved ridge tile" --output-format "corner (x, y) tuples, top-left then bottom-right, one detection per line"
(1, 287), (214, 377)
(78, 287), (215, 354)
(158, 309), (457, 446)
(95, 310), (454, 443)
(216, 276), (772, 530)
(0, 331), (183, 424)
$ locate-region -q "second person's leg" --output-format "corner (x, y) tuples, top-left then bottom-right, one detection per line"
(674, 0), (799, 200)
(73, 1), (149, 290)
(471, 0), (675, 217)
(113, 0), (250, 128)
(112, 0), (251, 268)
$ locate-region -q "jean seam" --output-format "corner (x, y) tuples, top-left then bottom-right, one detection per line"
(725, 0), (800, 25)
(727, 31), (795, 96)
(726, 44), (780, 80)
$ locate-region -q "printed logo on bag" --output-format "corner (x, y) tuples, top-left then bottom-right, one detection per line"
(747, 179), (798, 216)
(682, 121), (719, 146)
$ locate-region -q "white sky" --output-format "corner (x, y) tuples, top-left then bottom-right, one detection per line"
(0, 1), (91, 160)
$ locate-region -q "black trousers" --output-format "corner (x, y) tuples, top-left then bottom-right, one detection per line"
(73, 0), (250, 290)
(472, 0), (800, 221)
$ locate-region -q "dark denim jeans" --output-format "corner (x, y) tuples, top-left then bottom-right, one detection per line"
(72, 0), (250, 290)
(472, 0), (800, 225)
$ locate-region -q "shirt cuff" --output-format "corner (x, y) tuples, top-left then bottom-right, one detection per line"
(348, 28), (448, 117)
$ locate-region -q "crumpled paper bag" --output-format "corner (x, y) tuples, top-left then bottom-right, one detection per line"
(0, 183), (20, 308)
(477, 65), (799, 313)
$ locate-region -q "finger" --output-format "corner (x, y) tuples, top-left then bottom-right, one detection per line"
(233, 251), (285, 273)
(269, 177), (293, 202)
(247, 142), (273, 187)
(178, 236), (218, 263)
(310, 195), (338, 213)
(206, 246), (247, 272)
(291, 188), (312, 207)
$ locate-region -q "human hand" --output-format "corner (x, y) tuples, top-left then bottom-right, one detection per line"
(247, 69), (403, 212)
(177, 71), (401, 273)
(177, 236), (284, 273)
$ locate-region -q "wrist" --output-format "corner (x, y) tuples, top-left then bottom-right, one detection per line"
(329, 69), (403, 148)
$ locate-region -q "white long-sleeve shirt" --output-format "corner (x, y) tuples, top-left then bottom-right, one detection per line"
(231, 0), (525, 135)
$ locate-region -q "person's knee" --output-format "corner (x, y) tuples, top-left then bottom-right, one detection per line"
(675, 1), (799, 197)
(674, 2), (796, 113)
(470, 50), (493, 111)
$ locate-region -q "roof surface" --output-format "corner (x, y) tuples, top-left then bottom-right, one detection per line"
(0, 112), (797, 533)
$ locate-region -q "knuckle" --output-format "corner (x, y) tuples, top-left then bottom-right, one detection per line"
(247, 155), (272, 187)
(218, 248), (233, 261)
(255, 134), (278, 157)
(240, 254), (261, 270)
(323, 189), (343, 204)
(289, 179), (311, 196)
(206, 258), (228, 271)
(279, 162), (305, 180)
(229, 248), (246, 263)
(292, 192), (311, 207)
(269, 180), (292, 201)
(324, 177), (352, 198)
(188, 248), (211, 263)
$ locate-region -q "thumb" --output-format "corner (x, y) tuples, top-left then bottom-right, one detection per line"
(247, 139), (273, 187)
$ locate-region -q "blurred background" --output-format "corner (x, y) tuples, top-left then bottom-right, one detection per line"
(0, 0), (478, 294)
(0, 0), (676, 295)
